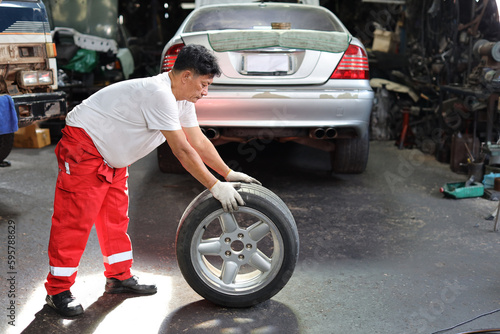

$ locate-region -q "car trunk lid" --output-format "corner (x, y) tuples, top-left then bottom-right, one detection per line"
(180, 30), (351, 85)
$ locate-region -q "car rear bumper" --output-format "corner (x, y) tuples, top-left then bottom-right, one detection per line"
(196, 82), (374, 138)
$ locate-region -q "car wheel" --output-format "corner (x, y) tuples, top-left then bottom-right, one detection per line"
(331, 133), (369, 174)
(176, 183), (299, 308)
(157, 141), (186, 174)
(0, 133), (14, 162)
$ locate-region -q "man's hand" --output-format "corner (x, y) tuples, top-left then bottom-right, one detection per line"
(225, 170), (262, 185)
(210, 181), (245, 212)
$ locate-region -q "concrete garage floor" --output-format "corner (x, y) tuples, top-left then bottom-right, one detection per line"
(1, 139), (500, 334)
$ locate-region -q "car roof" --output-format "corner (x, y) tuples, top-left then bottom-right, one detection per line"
(195, 0), (320, 9)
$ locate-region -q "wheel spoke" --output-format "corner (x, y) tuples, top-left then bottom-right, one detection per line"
(249, 251), (272, 272)
(221, 260), (239, 284)
(219, 213), (238, 233)
(198, 239), (222, 255)
(248, 221), (270, 242)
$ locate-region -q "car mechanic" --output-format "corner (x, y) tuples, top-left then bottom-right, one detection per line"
(44, 44), (260, 317)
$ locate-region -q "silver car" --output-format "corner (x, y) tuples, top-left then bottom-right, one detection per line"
(159, 2), (374, 173)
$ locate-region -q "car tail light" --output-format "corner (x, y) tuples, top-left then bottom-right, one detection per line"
(330, 44), (369, 79)
(161, 43), (185, 72)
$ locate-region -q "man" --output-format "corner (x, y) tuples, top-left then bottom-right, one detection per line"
(45, 44), (260, 317)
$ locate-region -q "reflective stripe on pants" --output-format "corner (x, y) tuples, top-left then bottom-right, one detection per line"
(50, 266), (78, 277)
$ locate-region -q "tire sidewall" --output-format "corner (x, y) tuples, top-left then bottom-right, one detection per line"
(176, 189), (299, 308)
(331, 133), (370, 174)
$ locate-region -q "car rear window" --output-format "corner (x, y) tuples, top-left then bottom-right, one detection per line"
(183, 5), (345, 33)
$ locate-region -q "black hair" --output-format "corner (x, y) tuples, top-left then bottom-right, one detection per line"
(173, 44), (221, 77)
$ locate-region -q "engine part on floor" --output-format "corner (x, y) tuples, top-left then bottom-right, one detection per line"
(473, 39), (500, 65)
(175, 183), (299, 307)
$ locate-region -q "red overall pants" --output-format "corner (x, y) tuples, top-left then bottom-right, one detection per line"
(45, 126), (133, 295)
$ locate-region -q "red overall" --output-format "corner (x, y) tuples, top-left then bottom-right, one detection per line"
(45, 126), (133, 295)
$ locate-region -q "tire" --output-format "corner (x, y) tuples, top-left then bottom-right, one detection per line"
(157, 141), (186, 174)
(0, 133), (14, 162)
(331, 133), (369, 174)
(176, 183), (299, 308)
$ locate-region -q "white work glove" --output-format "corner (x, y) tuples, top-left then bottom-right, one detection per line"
(225, 170), (262, 185)
(210, 181), (245, 212)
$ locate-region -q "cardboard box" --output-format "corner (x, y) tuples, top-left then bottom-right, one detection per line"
(14, 124), (51, 148)
(372, 29), (398, 53)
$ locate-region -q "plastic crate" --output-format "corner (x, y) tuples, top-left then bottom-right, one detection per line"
(483, 173), (500, 188)
(440, 182), (484, 199)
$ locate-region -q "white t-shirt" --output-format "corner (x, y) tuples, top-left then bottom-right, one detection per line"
(66, 73), (198, 168)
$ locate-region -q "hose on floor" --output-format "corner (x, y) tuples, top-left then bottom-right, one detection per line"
(430, 307), (500, 334)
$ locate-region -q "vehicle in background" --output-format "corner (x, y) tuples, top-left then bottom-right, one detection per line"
(158, 2), (374, 174)
(43, 0), (138, 109)
(0, 0), (67, 164)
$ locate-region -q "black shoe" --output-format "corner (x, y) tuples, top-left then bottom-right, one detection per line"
(105, 275), (157, 295)
(45, 290), (84, 317)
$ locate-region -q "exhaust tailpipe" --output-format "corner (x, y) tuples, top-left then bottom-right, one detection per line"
(325, 127), (337, 139)
(204, 128), (220, 140)
(310, 128), (326, 139)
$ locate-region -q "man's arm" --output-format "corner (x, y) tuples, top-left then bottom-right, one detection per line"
(161, 129), (245, 212)
(183, 126), (262, 185)
(161, 129), (219, 188)
(181, 126), (231, 177)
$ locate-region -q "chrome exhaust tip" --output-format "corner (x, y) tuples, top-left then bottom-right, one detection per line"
(310, 128), (326, 139)
(325, 127), (337, 139)
(204, 127), (220, 140)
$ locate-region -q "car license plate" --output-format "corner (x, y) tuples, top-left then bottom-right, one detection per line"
(245, 54), (289, 73)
